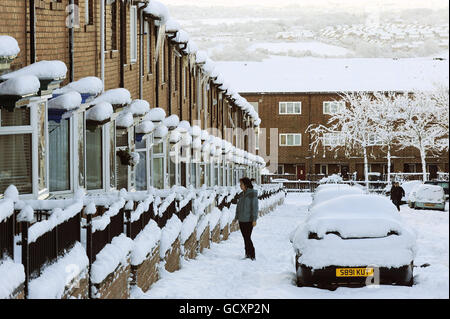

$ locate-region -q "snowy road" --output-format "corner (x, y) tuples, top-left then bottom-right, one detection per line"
(133, 193), (449, 299)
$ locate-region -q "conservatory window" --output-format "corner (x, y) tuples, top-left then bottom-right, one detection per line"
(49, 119), (71, 192)
(86, 127), (103, 190)
(0, 134), (32, 194)
(152, 142), (165, 189)
(135, 151), (147, 191)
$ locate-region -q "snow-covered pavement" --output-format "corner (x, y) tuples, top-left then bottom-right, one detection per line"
(133, 193), (449, 299)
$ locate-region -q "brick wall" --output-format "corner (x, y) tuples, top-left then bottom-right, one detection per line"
(182, 231), (198, 260)
(131, 246), (160, 292)
(62, 272), (89, 299)
(164, 237), (181, 273)
(198, 226), (210, 253)
(92, 260), (131, 299)
(210, 224), (221, 243)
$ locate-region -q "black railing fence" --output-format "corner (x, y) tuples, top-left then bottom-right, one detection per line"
(0, 214), (14, 259)
(176, 199), (193, 222)
(1, 185), (285, 299)
(127, 202), (154, 240)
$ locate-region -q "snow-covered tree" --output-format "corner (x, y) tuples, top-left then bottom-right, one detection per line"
(396, 91), (447, 182)
(370, 92), (403, 185)
(431, 85), (449, 152)
(307, 92), (377, 189)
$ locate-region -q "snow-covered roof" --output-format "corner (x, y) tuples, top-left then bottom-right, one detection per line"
(0, 35), (20, 57)
(116, 111), (134, 128)
(54, 76), (103, 96)
(0, 75), (40, 96)
(0, 60), (67, 80)
(135, 120), (155, 134)
(163, 114), (180, 129)
(165, 19), (181, 33)
(48, 91), (82, 111)
(173, 30), (189, 44)
(144, 0), (170, 25)
(91, 88), (131, 106)
(146, 107), (166, 122)
(86, 102), (113, 122)
(215, 56), (449, 93)
(128, 99), (150, 116)
(154, 124), (169, 138)
(196, 51), (208, 64)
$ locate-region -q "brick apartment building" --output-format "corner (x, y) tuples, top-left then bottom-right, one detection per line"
(216, 57), (449, 181)
(246, 91), (449, 181)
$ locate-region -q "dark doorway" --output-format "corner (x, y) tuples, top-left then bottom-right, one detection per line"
(297, 164), (306, 180)
(428, 164), (438, 180)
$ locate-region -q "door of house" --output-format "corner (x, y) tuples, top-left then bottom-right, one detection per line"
(428, 164), (438, 180)
(296, 164), (306, 180)
(341, 165), (349, 180)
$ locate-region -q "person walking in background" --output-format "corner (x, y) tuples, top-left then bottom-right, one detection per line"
(235, 177), (259, 260)
(390, 182), (405, 212)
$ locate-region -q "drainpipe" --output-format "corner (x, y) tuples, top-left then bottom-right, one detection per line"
(119, 1), (125, 88)
(138, 3), (149, 100)
(30, 0), (36, 63)
(69, 0), (74, 82)
(168, 42), (172, 115)
(100, 0), (105, 91)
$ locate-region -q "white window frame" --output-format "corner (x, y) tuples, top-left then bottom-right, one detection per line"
(279, 101), (301, 115)
(152, 139), (167, 189)
(323, 101), (345, 115)
(0, 103), (45, 199)
(130, 5), (138, 63)
(279, 133), (302, 146)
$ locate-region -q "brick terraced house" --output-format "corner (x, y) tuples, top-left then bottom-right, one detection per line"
(0, 0), (263, 199)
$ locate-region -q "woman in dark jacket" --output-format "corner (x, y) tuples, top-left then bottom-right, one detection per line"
(235, 177), (259, 260)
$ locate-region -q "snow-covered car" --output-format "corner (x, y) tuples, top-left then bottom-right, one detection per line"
(424, 181), (449, 200)
(311, 183), (351, 202)
(292, 194), (416, 289)
(407, 183), (422, 208)
(309, 186), (364, 210)
(400, 181), (423, 204)
(412, 184), (446, 211)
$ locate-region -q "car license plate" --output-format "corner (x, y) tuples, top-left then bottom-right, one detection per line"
(336, 268), (374, 277)
(424, 203), (435, 207)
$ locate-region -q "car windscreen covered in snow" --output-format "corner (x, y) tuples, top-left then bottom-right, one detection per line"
(309, 186), (365, 210)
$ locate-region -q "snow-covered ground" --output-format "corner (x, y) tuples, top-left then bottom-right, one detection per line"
(133, 193), (449, 299)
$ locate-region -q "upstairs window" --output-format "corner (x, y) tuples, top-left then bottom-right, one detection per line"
(323, 101), (345, 115)
(279, 133), (302, 146)
(130, 6), (138, 63)
(279, 102), (301, 115)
